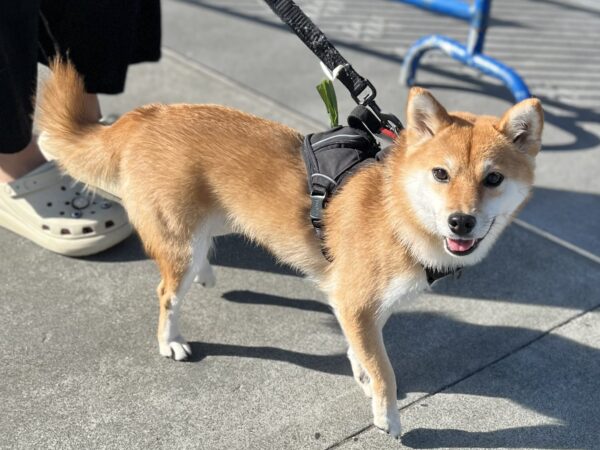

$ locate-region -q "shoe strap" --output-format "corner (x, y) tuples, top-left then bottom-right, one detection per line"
(3, 162), (66, 198)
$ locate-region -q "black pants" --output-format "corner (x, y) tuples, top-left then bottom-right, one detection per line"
(0, 0), (161, 153)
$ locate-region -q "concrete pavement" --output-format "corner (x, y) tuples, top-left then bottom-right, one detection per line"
(1, 0), (599, 448)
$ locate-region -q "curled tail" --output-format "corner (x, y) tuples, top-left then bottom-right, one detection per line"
(38, 58), (121, 195)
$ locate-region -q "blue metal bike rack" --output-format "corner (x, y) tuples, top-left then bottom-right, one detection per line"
(394, 0), (531, 102)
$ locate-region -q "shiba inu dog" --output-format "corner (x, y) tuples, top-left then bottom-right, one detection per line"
(38, 61), (543, 438)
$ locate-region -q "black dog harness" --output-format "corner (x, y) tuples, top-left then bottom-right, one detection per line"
(300, 110), (461, 285)
(301, 122), (380, 243)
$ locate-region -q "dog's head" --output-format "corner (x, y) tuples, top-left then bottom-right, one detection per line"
(390, 88), (543, 268)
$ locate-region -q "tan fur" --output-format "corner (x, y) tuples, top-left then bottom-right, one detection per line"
(38, 61), (543, 437)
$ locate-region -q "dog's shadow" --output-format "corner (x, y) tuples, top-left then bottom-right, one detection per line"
(400, 425), (582, 449)
(82, 233), (303, 273)
(185, 289), (599, 449)
(186, 339), (351, 376)
(186, 289), (345, 374)
(388, 312), (600, 449)
(83, 232), (147, 262)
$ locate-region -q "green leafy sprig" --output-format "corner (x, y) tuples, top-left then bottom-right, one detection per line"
(316, 79), (339, 128)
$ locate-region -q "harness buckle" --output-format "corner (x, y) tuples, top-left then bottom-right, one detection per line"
(310, 193), (327, 221)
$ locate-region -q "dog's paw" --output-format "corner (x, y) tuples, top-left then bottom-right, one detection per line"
(373, 407), (401, 439)
(194, 266), (216, 288)
(159, 338), (192, 361)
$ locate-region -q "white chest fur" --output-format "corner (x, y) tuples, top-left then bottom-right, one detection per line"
(377, 273), (428, 327)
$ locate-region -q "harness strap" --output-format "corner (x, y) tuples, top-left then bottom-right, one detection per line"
(309, 157), (375, 261)
(425, 267), (462, 285)
(302, 129), (460, 285)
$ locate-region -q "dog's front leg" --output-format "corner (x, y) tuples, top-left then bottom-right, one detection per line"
(336, 305), (401, 438)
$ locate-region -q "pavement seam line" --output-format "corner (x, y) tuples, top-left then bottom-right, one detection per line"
(161, 46), (325, 130)
(514, 218), (600, 265)
(326, 302), (600, 449)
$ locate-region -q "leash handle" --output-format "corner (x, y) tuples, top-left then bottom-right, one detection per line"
(263, 0), (403, 136)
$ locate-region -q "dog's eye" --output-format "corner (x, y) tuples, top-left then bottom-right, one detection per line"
(484, 172), (504, 187)
(432, 168), (449, 183)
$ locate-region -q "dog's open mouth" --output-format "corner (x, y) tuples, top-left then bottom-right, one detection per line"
(444, 218), (495, 256)
(445, 238), (480, 256)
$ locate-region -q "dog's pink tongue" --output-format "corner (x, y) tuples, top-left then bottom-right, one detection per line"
(447, 238), (475, 252)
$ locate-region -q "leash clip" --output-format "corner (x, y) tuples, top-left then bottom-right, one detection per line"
(351, 79), (377, 107)
(350, 80), (403, 138)
(322, 62), (403, 139)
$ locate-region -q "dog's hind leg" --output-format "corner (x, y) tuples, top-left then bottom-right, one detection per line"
(154, 217), (220, 360)
(194, 255), (216, 288)
(153, 213), (227, 360)
(193, 213), (228, 288)
(156, 259), (196, 361)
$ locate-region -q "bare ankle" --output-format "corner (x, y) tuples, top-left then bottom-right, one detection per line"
(0, 137), (47, 183)
(0, 95), (99, 183)
(83, 93), (102, 122)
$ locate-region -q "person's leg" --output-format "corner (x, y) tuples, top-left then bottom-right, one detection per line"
(0, 0), (101, 183)
(0, 0), (40, 160)
(0, 1), (130, 255)
(0, 93), (101, 183)
(0, 140), (46, 183)
(0, 0), (45, 183)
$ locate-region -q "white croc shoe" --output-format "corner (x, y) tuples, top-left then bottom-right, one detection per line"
(0, 161), (132, 256)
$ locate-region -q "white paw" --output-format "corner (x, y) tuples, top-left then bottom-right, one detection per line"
(194, 267), (216, 288)
(373, 407), (402, 439)
(159, 338), (192, 361)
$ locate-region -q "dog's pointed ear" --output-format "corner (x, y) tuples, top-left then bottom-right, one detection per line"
(498, 98), (544, 156)
(406, 87), (452, 144)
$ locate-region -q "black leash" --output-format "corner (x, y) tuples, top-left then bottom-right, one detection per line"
(262, 0), (403, 138)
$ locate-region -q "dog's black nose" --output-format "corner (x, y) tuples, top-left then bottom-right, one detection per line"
(448, 213), (476, 236)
